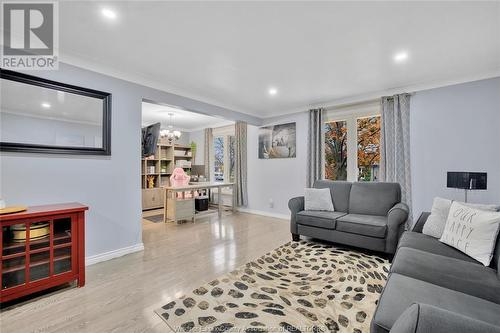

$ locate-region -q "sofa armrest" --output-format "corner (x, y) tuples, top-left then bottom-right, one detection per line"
(288, 196), (304, 234)
(385, 203), (409, 254)
(411, 212), (431, 233)
(388, 202), (409, 218)
(390, 303), (500, 333)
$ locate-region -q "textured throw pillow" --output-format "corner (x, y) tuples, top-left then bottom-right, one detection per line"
(423, 197), (500, 239)
(423, 197), (453, 238)
(439, 202), (500, 266)
(466, 202), (500, 211)
(304, 188), (334, 211)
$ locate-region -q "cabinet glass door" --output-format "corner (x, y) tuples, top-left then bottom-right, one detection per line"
(2, 256), (26, 289)
(1, 216), (75, 292)
(29, 250), (50, 282)
(2, 224), (28, 290)
(26, 221), (51, 284)
(52, 217), (72, 275)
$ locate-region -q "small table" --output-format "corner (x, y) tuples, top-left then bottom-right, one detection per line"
(163, 182), (235, 223)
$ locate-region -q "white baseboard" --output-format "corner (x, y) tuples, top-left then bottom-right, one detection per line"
(237, 208), (290, 220)
(85, 243), (144, 266)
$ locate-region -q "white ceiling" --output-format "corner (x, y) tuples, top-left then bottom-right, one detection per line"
(55, 1), (500, 117)
(141, 101), (233, 132)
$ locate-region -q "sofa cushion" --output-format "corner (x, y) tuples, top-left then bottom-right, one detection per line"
(389, 303), (500, 333)
(296, 211), (346, 229)
(313, 180), (352, 213)
(398, 231), (480, 264)
(349, 182), (401, 216)
(391, 247), (500, 303)
(336, 214), (387, 238)
(372, 273), (500, 333)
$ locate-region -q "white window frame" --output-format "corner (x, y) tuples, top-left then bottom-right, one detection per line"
(323, 101), (381, 182)
(212, 125), (235, 193)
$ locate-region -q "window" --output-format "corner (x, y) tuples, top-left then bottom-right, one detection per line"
(212, 126), (235, 184)
(324, 103), (381, 182)
(357, 116), (381, 181)
(214, 136), (225, 181)
(229, 135), (235, 183)
(324, 121), (347, 180)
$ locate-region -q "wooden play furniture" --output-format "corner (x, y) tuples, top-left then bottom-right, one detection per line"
(164, 182), (235, 223)
(0, 203), (88, 303)
(142, 141), (193, 210)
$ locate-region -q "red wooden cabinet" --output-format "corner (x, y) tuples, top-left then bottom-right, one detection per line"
(0, 203), (88, 303)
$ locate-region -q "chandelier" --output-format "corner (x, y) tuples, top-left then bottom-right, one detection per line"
(160, 113), (181, 143)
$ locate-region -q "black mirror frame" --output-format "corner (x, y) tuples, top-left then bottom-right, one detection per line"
(0, 69), (112, 155)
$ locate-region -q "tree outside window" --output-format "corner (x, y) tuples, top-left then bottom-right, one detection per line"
(213, 134), (236, 183)
(214, 136), (224, 181)
(324, 121), (347, 181)
(357, 116), (381, 181)
(324, 113), (381, 182)
(229, 135), (235, 183)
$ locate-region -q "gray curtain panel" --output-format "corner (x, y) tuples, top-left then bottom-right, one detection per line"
(307, 108), (324, 187)
(235, 121), (248, 206)
(380, 93), (412, 224)
(204, 128), (213, 181)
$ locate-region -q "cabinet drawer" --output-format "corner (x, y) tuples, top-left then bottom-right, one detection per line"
(142, 189), (164, 209)
(166, 198), (194, 221)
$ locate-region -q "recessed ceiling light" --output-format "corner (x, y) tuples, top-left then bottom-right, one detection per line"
(41, 102), (51, 108)
(268, 88), (278, 96)
(394, 51), (409, 63)
(101, 8), (117, 20)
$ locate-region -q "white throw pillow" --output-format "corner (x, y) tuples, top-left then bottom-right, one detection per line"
(439, 201), (500, 266)
(423, 197), (453, 238)
(423, 197), (500, 239)
(304, 188), (334, 211)
(466, 202), (500, 211)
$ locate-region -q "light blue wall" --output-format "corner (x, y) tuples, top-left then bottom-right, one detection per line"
(0, 62), (260, 258)
(243, 76), (500, 218)
(411, 77), (500, 219)
(246, 112), (308, 218)
(2, 61), (498, 256)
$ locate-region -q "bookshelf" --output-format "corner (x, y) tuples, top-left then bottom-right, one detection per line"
(141, 139), (192, 210)
(173, 145), (193, 172)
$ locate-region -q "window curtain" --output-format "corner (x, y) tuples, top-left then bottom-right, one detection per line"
(203, 128), (213, 181)
(306, 108), (324, 187)
(380, 94), (412, 224)
(235, 121), (248, 206)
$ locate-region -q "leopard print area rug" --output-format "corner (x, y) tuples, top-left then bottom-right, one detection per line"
(155, 241), (390, 333)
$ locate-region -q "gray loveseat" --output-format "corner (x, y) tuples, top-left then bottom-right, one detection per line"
(288, 180), (409, 255)
(371, 212), (500, 333)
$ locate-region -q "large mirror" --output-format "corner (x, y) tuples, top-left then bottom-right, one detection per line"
(0, 69), (111, 155)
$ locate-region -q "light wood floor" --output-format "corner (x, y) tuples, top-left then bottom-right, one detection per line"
(0, 211), (290, 332)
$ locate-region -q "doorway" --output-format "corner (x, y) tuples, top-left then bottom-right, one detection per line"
(140, 100), (235, 228)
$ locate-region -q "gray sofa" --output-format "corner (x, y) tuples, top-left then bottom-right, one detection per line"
(288, 180), (409, 255)
(371, 212), (500, 333)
